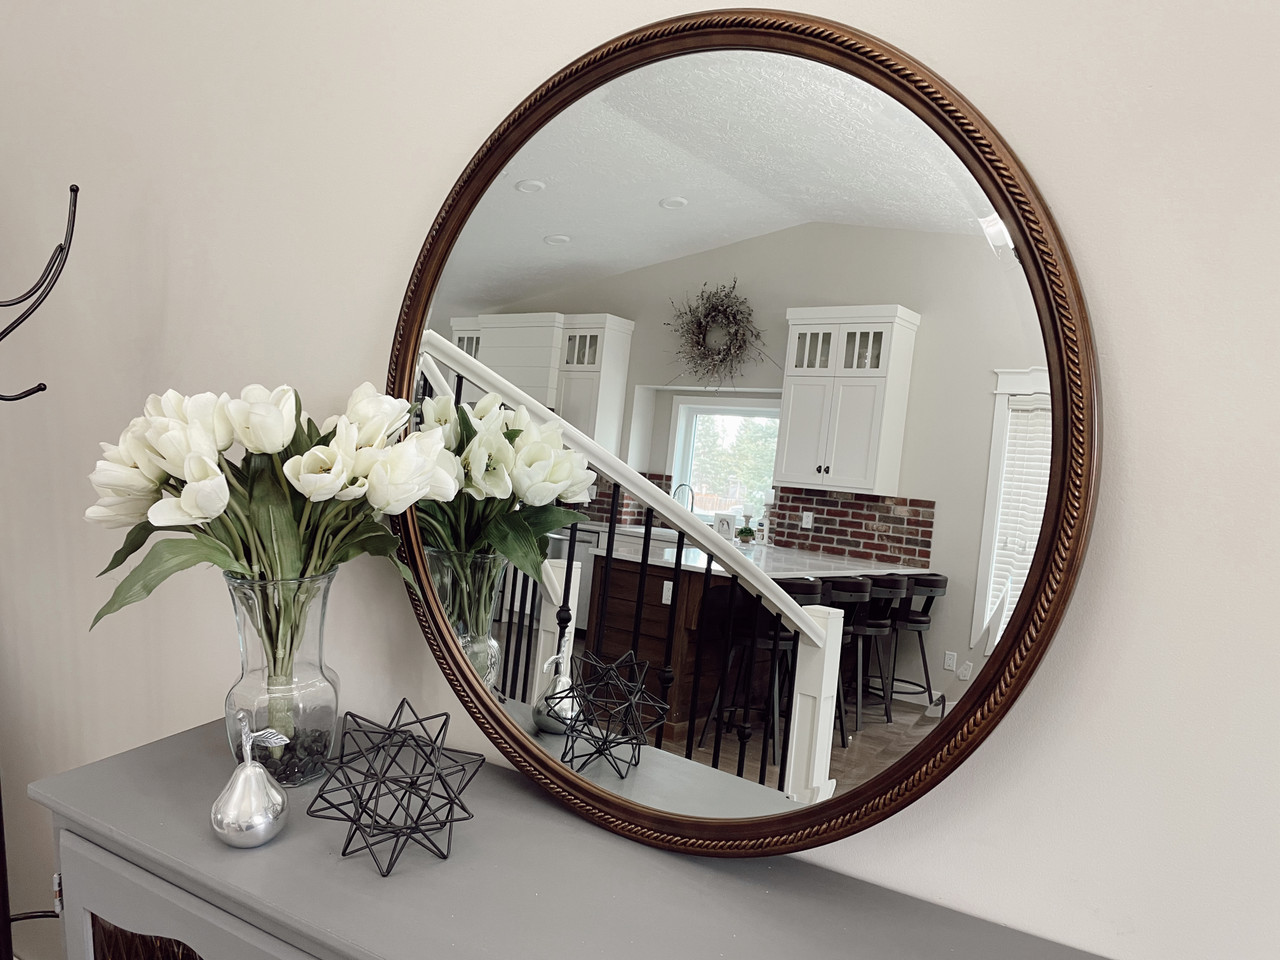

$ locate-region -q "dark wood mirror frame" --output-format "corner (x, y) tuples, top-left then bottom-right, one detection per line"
(386, 9), (1100, 856)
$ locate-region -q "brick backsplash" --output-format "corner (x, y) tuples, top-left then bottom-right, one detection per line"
(579, 473), (671, 526)
(579, 476), (931, 566)
(768, 487), (933, 565)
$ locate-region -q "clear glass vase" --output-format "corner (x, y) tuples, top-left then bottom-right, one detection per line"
(224, 570), (341, 787)
(423, 546), (508, 690)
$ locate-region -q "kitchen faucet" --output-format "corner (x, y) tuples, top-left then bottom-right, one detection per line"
(671, 482), (696, 512)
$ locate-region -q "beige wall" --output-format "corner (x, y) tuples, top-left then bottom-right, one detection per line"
(1, 4), (1277, 960)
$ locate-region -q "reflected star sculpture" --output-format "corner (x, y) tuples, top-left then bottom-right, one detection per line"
(305, 699), (484, 876)
(548, 650), (669, 779)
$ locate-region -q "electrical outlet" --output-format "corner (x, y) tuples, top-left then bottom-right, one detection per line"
(943, 651), (957, 672)
(957, 660), (973, 681)
(661, 581), (673, 605)
(801, 511), (814, 529)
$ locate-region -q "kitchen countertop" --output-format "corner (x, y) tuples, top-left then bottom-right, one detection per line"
(590, 533), (926, 579)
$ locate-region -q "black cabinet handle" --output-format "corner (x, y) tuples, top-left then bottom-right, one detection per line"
(815, 465), (822, 473)
(824, 465), (830, 474)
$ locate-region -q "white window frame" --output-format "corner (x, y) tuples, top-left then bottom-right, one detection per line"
(668, 394), (781, 519)
(970, 367), (1051, 653)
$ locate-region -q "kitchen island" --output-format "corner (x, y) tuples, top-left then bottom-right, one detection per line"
(581, 532), (926, 738)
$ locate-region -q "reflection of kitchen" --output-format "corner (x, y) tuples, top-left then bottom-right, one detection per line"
(438, 217), (1047, 789)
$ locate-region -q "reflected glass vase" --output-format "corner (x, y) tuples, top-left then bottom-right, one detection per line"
(223, 570), (341, 787)
(423, 546), (508, 690)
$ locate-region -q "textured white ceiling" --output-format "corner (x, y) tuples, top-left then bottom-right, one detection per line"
(435, 50), (997, 316)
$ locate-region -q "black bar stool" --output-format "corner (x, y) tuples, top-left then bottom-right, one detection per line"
(697, 578), (822, 764)
(861, 573), (911, 723)
(827, 577), (872, 733)
(887, 573), (949, 717)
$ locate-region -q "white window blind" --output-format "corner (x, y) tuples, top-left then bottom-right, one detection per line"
(987, 393), (1051, 636)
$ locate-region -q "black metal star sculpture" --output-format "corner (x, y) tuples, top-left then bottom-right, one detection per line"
(547, 651), (668, 779)
(305, 699), (484, 876)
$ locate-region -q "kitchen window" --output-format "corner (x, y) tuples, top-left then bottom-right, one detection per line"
(669, 396), (781, 522)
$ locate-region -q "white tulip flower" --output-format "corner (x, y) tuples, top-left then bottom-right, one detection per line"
(322, 382), (410, 447)
(85, 492), (161, 528)
(143, 390), (235, 452)
(459, 427), (515, 500)
(225, 384), (297, 454)
(423, 395), (461, 449)
(471, 392), (503, 421)
(366, 430), (460, 514)
(103, 417), (169, 484)
(142, 418), (219, 482)
(511, 441), (578, 507)
(89, 459), (160, 500)
(556, 449), (595, 503)
(147, 454), (230, 527)
(283, 445), (350, 502)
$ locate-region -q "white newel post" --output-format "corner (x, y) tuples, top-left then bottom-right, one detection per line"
(784, 604), (844, 805)
(535, 559), (581, 687)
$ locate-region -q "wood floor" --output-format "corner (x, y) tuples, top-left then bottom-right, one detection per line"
(657, 697), (940, 798)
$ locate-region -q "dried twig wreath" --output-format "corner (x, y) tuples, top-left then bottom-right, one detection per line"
(667, 279), (764, 383)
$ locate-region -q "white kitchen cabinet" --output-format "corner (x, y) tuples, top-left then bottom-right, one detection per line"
(773, 305), (919, 495)
(449, 312), (633, 455)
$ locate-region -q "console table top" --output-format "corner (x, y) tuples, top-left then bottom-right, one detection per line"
(30, 721), (1101, 960)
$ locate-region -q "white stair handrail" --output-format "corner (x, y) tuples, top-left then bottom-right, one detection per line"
(419, 330), (825, 648)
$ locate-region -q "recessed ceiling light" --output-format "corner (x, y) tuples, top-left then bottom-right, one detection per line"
(515, 179), (546, 193)
(543, 234), (571, 245)
(659, 196), (689, 210)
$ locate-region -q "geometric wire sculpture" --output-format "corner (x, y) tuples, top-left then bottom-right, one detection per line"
(546, 650), (668, 779)
(305, 699), (484, 876)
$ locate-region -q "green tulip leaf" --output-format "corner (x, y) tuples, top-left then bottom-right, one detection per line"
(248, 472), (303, 579)
(517, 503), (588, 539)
(329, 518), (400, 567)
(456, 406), (477, 451)
(91, 535), (250, 629)
(97, 521), (160, 577)
(478, 511), (544, 582)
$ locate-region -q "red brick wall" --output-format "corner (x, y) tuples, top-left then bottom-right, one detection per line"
(580, 477), (931, 565)
(578, 473), (671, 526)
(767, 487), (933, 565)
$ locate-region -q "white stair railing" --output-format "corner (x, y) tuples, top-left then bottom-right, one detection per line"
(419, 330), (841, 803)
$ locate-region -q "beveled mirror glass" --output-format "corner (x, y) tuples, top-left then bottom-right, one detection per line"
(388, 10), (1098, 855)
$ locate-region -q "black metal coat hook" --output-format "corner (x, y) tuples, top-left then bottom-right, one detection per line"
(1, 184), (78, 402)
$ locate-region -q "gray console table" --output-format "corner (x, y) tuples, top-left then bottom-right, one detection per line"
(29, 721), (1102, 960)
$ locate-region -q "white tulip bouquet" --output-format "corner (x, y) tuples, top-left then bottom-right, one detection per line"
(87, 382), (461, 628)
(414, 392), (596, 668)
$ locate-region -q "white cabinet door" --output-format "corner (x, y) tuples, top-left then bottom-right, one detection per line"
(826, 377), (886, 489)
(784, 324), (838, 376)
(774, 378), (833, 485)
(835, 323), (894, 376)
(557, 371), (601, 438)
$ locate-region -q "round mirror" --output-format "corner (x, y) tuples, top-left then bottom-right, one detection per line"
(388, 10), (1098, 855)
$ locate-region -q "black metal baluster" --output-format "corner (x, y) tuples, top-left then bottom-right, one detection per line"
(655, 530), (685, 749)
(761, 611), (784, 786)
(630, 509), (654, 656)
(684, 555), (716, 760)
(555, 523), (579, 676)
(592, 482), (622, 656)
(776, 628), (798, 793)
(508, 574), (531, 698)
(453, 373), (464, 406)
(710, 572), (738, 772)
(502, 566), (519, 692)
(735, 592), (763, 780)
(520, 578), (538, 701)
